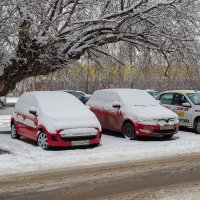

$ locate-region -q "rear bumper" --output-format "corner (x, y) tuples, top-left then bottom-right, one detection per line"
(46, 130), (101, 147)
(135, 123), (179, 137)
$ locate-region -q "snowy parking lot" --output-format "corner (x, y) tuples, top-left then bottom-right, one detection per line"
(1, 128), (200, 176)
(1, 107), (200, 177)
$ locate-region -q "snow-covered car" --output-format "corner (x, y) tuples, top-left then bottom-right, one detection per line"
(11, 91), (101, 150)
(86, 89), (179, 139)
(0, 96), (6, 108)
(157, 90), (200, 134)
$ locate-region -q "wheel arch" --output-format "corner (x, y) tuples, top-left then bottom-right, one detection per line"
(193, 115), (200, 127)
(122, 119), (135, 131)
(37, 127), (46, 137)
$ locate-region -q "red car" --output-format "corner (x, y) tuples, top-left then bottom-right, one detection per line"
(86, 89), (179, 139)
(11, 91), (101, 150)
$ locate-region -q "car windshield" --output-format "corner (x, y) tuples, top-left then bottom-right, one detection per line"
(118, 90), (159, 106)
(187, 93), (200, 105)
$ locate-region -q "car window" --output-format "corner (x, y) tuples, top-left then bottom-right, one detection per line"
(15, 94), (38, 116)
(88, 91), (120, 108)
(187, 93), (200, 105)
(173, 93), (188, 106)
(69, 92), (83, 100)
(159, 93), (174, 105)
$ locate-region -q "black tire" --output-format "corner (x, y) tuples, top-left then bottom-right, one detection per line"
(194, 118), (200, 134)
(37, 131), (50, 150)
(163, 135), (173, 139)
(91, 143), (100, 148)
(122, 122), (136, 140)
(11, 124), (20, 139)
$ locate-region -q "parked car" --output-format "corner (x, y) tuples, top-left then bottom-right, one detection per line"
(146, 89), (160, 98)
(76, 90), (91, 98)
(62, 90), (90, 104)
(0, 97), (6, 108)
(86, 89), (179, 139)
(11, 91), (101, 149)
(157, 90), (200, 134)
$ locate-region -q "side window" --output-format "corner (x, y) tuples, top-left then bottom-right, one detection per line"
(173, 93), (188, 106)
(159, 93), (174, 105)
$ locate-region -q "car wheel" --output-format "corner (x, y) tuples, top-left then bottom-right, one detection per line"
(37, 131), (50, 150)
(11, 124), (20, 139)
(91, 143), (100, 148)
(122, 122), (136, 140)
(194, 119), (200, 134)
(163, 135), (173, 139)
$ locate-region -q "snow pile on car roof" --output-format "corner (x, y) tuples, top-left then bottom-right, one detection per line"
(113, 89), (159, 106)
(89, 89), (159, 106)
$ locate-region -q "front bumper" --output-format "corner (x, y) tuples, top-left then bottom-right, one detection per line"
(135, 123), (179, 137)
(46, 130), (101, 147)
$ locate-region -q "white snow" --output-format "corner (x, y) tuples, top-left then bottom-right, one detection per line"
(0, 115), (11, 132)
(0, 130), (200, 176)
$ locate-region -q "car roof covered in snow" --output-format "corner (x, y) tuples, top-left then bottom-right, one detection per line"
(26, 91), (78, 101)
(20, 91), (86, 112)
(90, 88), (159, 106)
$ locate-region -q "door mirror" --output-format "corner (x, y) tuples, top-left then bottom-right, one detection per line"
(29, 107), (37, 116)
(112, 102), (121, 109)
(182, 102), (191, 107)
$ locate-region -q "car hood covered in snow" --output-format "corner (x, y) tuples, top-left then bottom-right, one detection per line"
(38, 111), (100, 133)
(34, 92), (101, 133)
(124, 105), (178, 124)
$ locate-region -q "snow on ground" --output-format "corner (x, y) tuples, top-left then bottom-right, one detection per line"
(0, 107), (13, 132)
(0, 130), (200, 176)
(0, 115), (11, 132)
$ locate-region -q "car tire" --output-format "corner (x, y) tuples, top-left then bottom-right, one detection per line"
(11, 124), (20, 139)
(163, 135), (173, 139)
(37, 131), (50, 150)
(91, 143), (100, 148)
(122, 122), (137, 140)
(194, 119), (200, 134)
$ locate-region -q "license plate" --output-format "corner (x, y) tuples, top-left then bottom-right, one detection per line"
(72, 140), (89, 146)
(160, 125), (174, 130)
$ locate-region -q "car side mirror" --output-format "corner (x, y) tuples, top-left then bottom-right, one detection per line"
(112, 102), (121, 109)
(29, 107), (37, 116)
(182, 102), (191, 107)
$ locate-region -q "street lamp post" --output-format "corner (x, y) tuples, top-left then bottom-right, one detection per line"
(129, 45), (134, 88)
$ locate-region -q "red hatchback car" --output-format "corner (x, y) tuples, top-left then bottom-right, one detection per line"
(11, 91), (101, 149)
(86, 89), (179, 139)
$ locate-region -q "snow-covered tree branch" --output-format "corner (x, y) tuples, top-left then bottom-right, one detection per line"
(0, 0), (199, 95)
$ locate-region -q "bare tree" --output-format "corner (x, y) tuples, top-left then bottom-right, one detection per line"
(0, 0), (199, 95)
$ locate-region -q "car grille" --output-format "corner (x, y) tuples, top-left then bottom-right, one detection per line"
(61, 135), (97, 141)
(154, 129), (176, 134)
